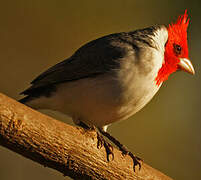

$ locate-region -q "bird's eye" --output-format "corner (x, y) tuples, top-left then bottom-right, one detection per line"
(173, 43), (182, 55)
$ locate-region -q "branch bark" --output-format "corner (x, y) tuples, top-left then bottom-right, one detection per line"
(0, 93), (172, 180)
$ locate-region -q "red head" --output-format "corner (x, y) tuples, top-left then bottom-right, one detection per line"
(156, 10), (195, 86)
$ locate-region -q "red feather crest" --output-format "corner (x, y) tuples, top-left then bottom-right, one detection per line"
(155, 10), (190, 86)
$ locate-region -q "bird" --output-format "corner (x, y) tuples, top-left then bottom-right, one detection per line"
(19, 10), (195, 171)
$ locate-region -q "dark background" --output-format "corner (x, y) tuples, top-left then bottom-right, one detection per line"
(0, 0), (200, 180)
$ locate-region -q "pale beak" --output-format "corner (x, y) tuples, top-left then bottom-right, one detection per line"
(178, 58), (195, 75)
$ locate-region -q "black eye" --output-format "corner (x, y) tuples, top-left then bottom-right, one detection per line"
(173, 43), (182, 55)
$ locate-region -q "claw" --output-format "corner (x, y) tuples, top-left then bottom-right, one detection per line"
(104, 141), (114, 161)
(96, 128), (142, 173)
(97, 128), (143, 172)
(97, 132), (104, 149)
(96, 132), (114, 161)
(128, 152), (142, 171)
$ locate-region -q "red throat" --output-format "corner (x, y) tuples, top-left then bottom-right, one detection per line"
(155, 10), (189, 86)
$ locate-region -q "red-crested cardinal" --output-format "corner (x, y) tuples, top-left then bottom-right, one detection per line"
(19, 10), (195, 171)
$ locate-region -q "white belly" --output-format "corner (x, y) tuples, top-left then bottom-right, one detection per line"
(29, 71), (161, 128)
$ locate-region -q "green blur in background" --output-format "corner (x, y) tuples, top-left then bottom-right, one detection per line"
(0, 0), (200, 180)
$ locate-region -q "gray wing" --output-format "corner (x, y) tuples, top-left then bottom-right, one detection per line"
(21, 32), (130, 96)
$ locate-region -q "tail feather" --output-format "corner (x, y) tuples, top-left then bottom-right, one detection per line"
(18, 96), (33, 104)
(19, 84), (57, 109)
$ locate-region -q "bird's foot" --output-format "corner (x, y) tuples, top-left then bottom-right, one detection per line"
(97, 132), (114, 161)
(78, 122), (141, 171)
(98, 128), (142, 172)
(77, 121), (114, 161)
(120, 145), (142, 171)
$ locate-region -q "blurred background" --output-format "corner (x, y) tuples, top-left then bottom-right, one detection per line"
(0, 0), (200, 179)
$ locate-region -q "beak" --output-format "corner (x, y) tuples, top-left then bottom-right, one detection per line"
(178, 58), (195, 75)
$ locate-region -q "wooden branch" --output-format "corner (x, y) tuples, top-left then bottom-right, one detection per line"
(0, 93), (172, 180)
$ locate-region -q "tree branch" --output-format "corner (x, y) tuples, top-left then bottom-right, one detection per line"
(0, 93), (172, 180)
